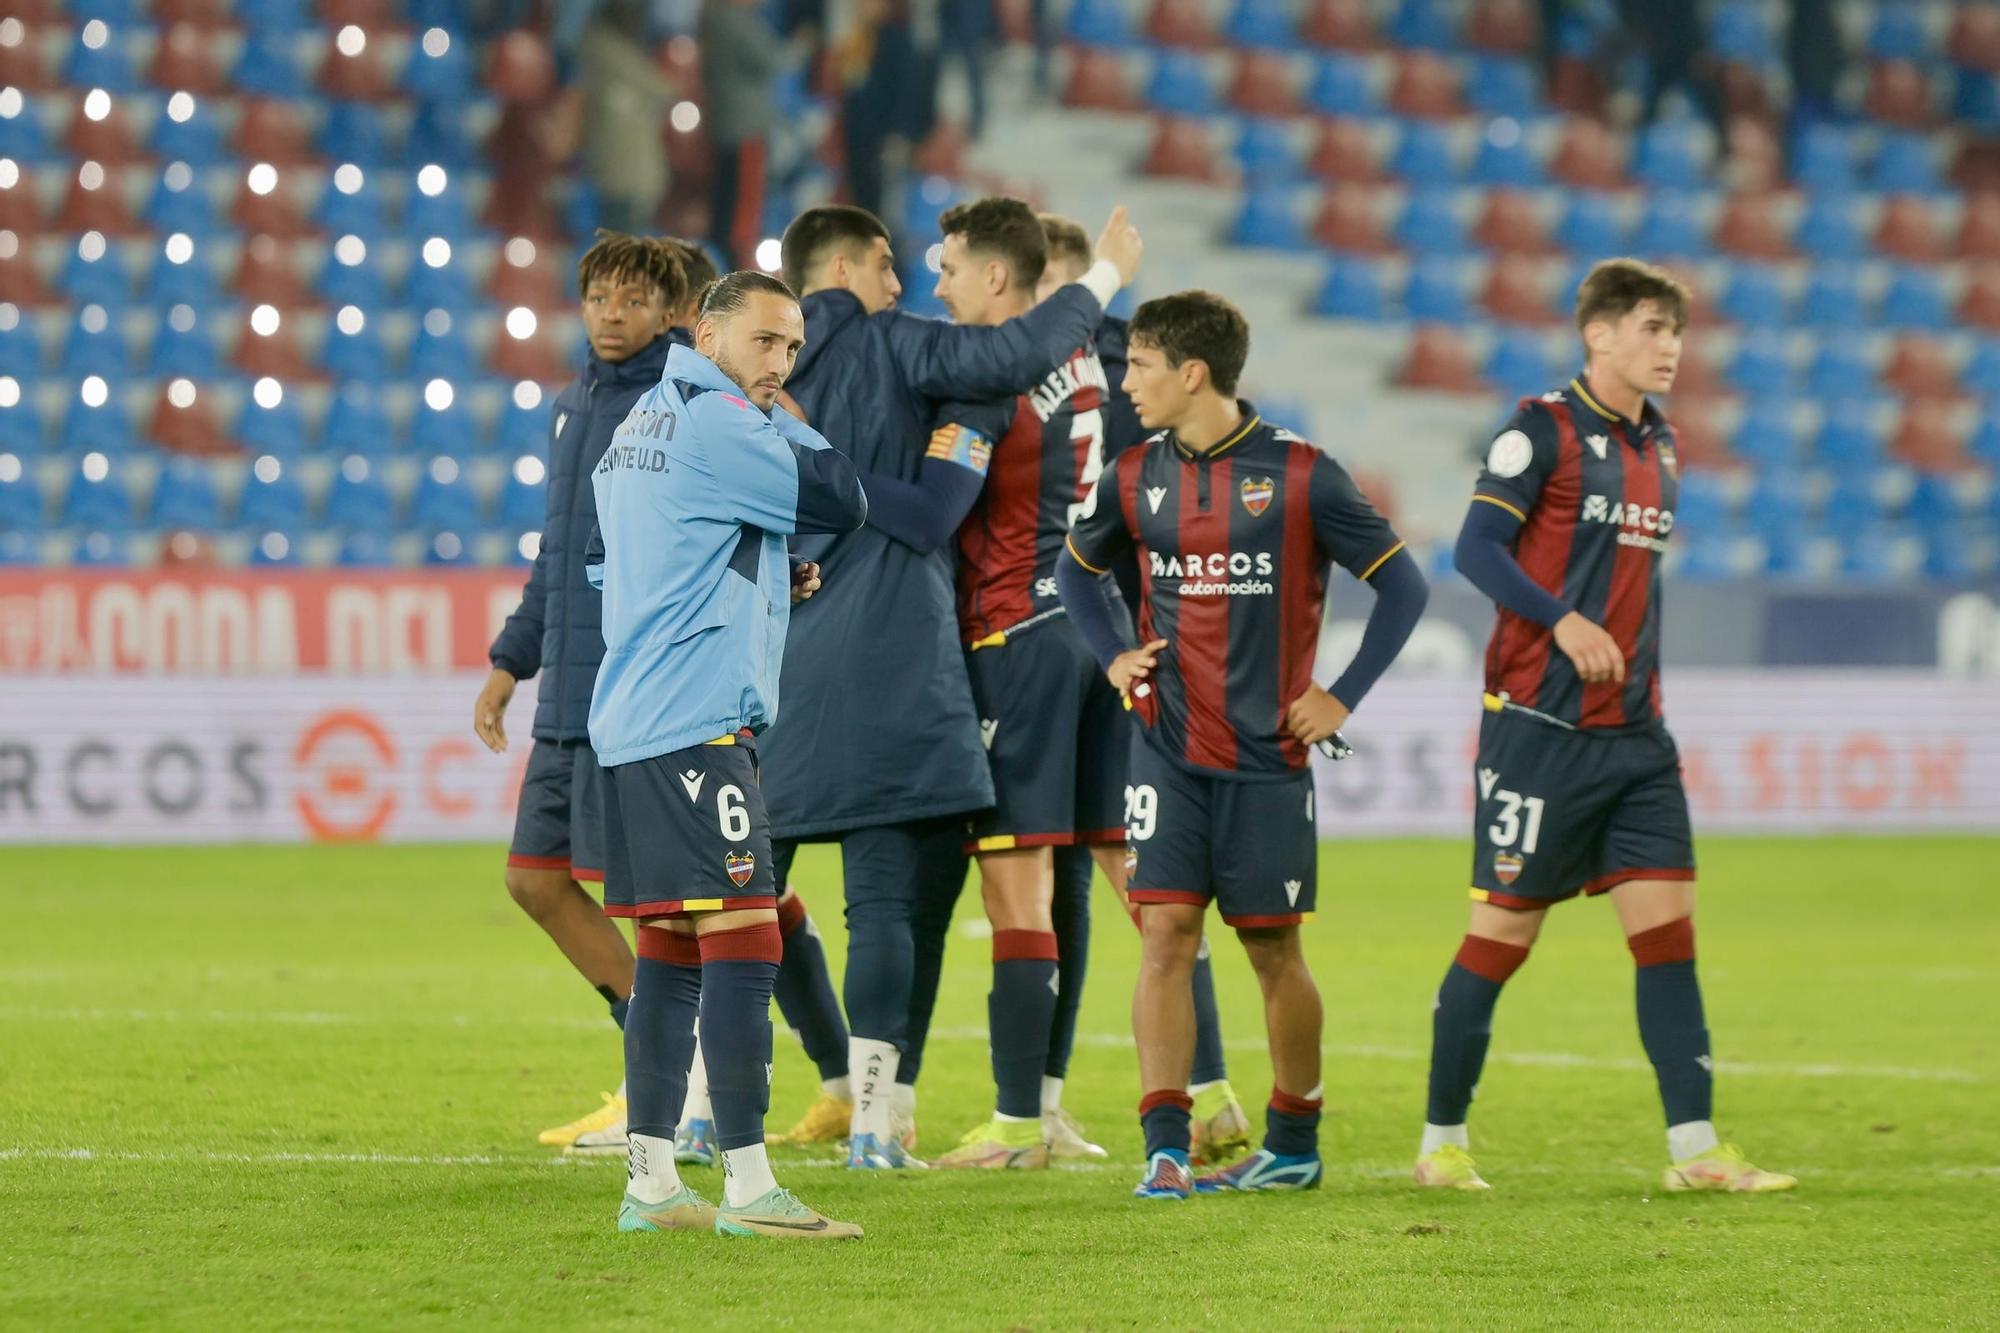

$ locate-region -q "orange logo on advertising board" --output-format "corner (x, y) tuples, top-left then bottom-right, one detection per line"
(293, 710), (398, 841)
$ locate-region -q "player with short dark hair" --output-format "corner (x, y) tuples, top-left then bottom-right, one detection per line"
(1057, 290), (1430, 1198)
(1412, 257), (1794, 1195)
(590, 270), (869, 1239)
(476, 231), (685, 1154)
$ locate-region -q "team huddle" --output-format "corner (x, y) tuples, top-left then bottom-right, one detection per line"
(472, 202), (1795, 1239)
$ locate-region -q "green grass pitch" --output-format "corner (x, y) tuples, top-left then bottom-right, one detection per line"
(3, 838), (1997, 1330)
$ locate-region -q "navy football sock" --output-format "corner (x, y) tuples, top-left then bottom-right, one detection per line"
(1630, 918), (1713, 1127)
(1425, 935), (1529, 1126)
(624, 930), (702, 1141)
(1139, 1090), (1193, 1157)
(1044, 847), (1093, 1081)
(698, 923), (782, 1153)
(990, 930), (1060, 1119)
(1263, 1088), (1322, 1157)
(772, 891), (850, 1084)
(1189, 942), (1228, 1086)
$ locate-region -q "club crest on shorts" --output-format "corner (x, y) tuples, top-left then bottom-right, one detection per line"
(1124, 845), (1138, 876)
(1240, 475), (1275, 517)
(1492, 852), (1524, 886)
(725, 851), (755, 887)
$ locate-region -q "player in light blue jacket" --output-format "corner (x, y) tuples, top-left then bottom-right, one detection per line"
(588, 272), (869, 1242)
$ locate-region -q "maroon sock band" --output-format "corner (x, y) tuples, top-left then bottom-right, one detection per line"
(1627, 916), (1696, 967)
(1455, 934), (1531, 984)
(1269, 1088), (1323, 1117)
(638, 926), (702, 967)
(1138, 1089), (1194, 1116)
(993, 928), (1060, 963)
(698, 921), (783, 964)
(776, 891), (807, 937)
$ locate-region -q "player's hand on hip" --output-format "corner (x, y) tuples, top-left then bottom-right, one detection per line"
(1285, 682), (1350, 746)
(791, 560), (822, 603)
(1108, 638), (1169, 698)
(474, 667), (516, 753)
(1095, 205), (1144, 287)
(1553, 610), (1626, 683)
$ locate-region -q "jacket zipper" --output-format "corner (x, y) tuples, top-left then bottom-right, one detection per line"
(556, 372), (598, 736)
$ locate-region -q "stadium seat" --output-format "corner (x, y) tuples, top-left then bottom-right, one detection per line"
(1404, 257), (1471, 322)
(63, 22), (139, 93)
(1472, 190), (1552, 254)
(1631, 191), (1711, 259)
(1484, 327), (1555, 398)
(1868, 5), (1932, 61)
(1142, 116), (1223, 181)
(1880, 266), (1952, 331)
(143, 165), (226, 237)
(147, 306), (224, 379)
(59, 236), (130, 307)
(322, 308), (390, 381)
(1958, 265), (2000, 331)
(1387, 0), (1456, 50)
(1388, 51), (1462, 119)
(1884, 335), (1961, 399)
(1388, 122), (1458, 181)
(489, 323), (566, 384)
(0, 312), (39, 378)
(1467, 119), (1542, 186)
(406, 172), (478, 242)
(1230, 185), (1309, 251)
(1727, 339), (1795, 395)
(1234, 120), (1305, 185)
(408, 394), (483, 455)
(1892, 398), (1968, 470)
(1713, 191), (1792, 259)
(1144, 51), (1217, 118)
(1061, 49), (1141, 112)
(1148, 0), (1218, 48)
(408, 313), (478, 383)
(1632, 118), (1709, 190)
(1792, 122), (1860, 193)
(1393, 186), (1468, 254)
(410, 454), (479, 530)
(148, 459), (221, 529)
(1225, 51), (1300, 117)
(1313, 184), (1392, 253)
(232, 29), (305, 97)
(1954, 68), (2000, 130)
(1864, 59), (1933, 128)
(318, 245), (390, 310)
(1747, 467), (1817, 529)
(404, 26), (475, 101)
(1718, 262), (1790, 327)
(235, 381), (308, 454)
(1907, 471), (1984, 530)
(0, 90), (57, 162)
(1728, 393), (1804, 467)
(1308, 118), (1384, 182)
(1951, 4), (2000, 70)
(1708, 1), (1774, 64)
(499, 388), (549, 452)
(1222, 0), (1293, 48)
(1814, 401), (1888, 469)
(61, 452), (132, 528)
(71, 529), (129, 566)
(317, 101), (391, 166)
(61, 380), (136, 453)
(1677, 524), (1766, 581)
(1394, 323), (1482, 391)
(58, 305), (130, 379)
(56, 160), (143, 235)
(1480, 258), (1559, 325)
(408, 103), (479, 169)
(0, 451), (44, 529)
(1874, 131), (1944, 194)
(1300, 0), (1376, 49)
(1926, 523), (2000, 579)
(497, 453), (547, 529)
(1965, 337), (2000, 399)
(315, 169), (388, 240)
(1808, 334), (1879, 400)
(323, 383), (395, 454)
(1468, 56), (1537, 118)
(147, 376), (229, 454)
(66, 96), (146, 167)
(0, 378), (41, 450)
(235, 454), (306, 530)
(147, 24), (228, 98)
(1547, 118), (1625, 190)
(1957, 192), (2000, 259)
(246, 527), (302, 566)
(232, 99), (315, 165)
(405, 246), (478, 310)
(1874, 194), (1944, 262)
(323, 452), (395, 532)
(1313, 255), (1390, 321)
(1824, 469), (1894, 529)
(423, 528), (474, 565)
(1842, 523), (1927, 582)
(336, 530), (395, 565)
(1065, 0), (1135, 47)
(1800, 266), (1866, 328)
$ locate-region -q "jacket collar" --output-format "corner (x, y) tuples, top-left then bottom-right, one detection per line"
(587, 332), (674, 389)
(666, 341), (763, 407)
(793, 288), (867, 382)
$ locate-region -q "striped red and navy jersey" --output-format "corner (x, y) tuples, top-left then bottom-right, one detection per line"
(1474, 375), (1681, 731)
(950, 342), (1113, 644)
(1066, 407), (1406, 781)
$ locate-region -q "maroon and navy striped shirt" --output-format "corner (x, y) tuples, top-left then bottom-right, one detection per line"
(1066, 408), (1405, 780)
(952, 342), (1112, 644)
(1475, 376), (1681, 731)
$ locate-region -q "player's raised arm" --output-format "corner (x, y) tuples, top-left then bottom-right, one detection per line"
(855, 403), (1004, 554)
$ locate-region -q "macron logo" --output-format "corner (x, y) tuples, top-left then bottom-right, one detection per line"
(1146, 486), (1168, 514)
(678, 769), (705, 803)
(1283, 880), (1302, 907)
(979, 719), (998, 750)
(1478, 767), (1500, 799)
(1585, 433), (1610, 461)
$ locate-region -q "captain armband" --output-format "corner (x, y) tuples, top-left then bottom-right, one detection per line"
(926, 424), (994, 476)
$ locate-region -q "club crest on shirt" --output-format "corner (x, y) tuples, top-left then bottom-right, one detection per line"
(725, 852), (755, 887)
(1492, 852), (1524, 886)
(1657, 438), (1678, 478)
(1240, 475), (1274, 517)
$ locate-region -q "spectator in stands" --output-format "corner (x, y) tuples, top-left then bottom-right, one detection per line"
(1788, 0), (1845, 128)
(1619, 0), (1725, 137)
(835, 0), (927, 218)
(703, 0), (787, 268)
(554, 0), (678, 234)
(939, 0), (996, 140)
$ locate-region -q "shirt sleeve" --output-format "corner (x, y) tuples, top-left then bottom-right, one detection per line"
(487, 542), (548, 678)
(1064, 449), (1137, 575)
(1469, 401), (1563, 524)
(1308, 453), (1406, 581)
(882, 284), (1104, 402)
(686, 389), (867, 535)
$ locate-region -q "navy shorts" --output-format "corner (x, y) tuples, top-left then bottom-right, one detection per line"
(601, 735), (778, 920)
(508, 738), (607, 882)
(1469, 707), (1696, 910)
(964, 625), (1128, 853)
(1123, 735), (1318, 928)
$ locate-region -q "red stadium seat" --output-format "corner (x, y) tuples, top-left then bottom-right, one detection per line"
(1348, 467), (1398, 523)
(230, 235), (314, 308)
(658, 33), (704, 102)
(234, 100), (318, 166)
(1396, 324), (1482, 393)
(0, 20), (54, 90)
(321, 0), (399, 26)
(54, 162), (143, 235)
(1309, 117), (1384, 182)
(66, 99), (148, 166)
(1479, 259), (1559, 325)
(230, 168), (315, 240)
(1663, 396), (1730, 470)
(1300, 0), (1377, 50)
(1140, 116), (1222, 181)
(1948, 4), (2000, 71)
(1146, 0), (1218, 50)
(1957, 193), (2000, 259)
(1953, 139), (2000, 195)
(1471, 190), (1553, 255)
(1467, 0), (1537, 54)
(148, 382), (232, 456)
(488, 241), (568, 312)
(320, 28), (395, 101)
(1958, 264), (2000, 330)
(0, 248), (57, 306)
(995, 0), (1034, 45)
(1062, 47), (1141, 111)
(1387, 51), (1462, 118)
(147, 24), (228, 96)
(1874, 195), (1944, 263)
(1717, 62), (1777, 123)
(911, 124), (968, 178)
(1864, 59), (1935, 127)
(1669, 341), (1724, 398)
(1226, 51), (1301, 117)
(1549, 118), (1625, 190)
(158, 531), (223, 567)
(234, 318), (315, 381)
(1724, 115), (1783, 193)
(0, 162), (43, 234)
(482, 170), (566, 241)
(1548, 55), (1610, 116)
(491, 326), (569, 383)
(1712, 191), (1793, 259)
(1312, 184), (1392, 252)
(487, 28), (557, 103)
(1892, 399), (1968, 471)
(1884, 336), (1963, 400)
(154, 0), (233, 27)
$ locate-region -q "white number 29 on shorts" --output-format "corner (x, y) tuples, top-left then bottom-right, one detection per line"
(1124, 784), (1159, 842)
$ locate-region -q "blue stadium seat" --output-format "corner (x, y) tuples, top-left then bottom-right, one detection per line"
(0, 382), (40, 451)
(318, 250), (391, 310)
(1842, 523), (1926, 582)
(1824, 470), (1892, 529)
(408, 104), (478, 169)
(1230, 185), (1309, 252)
(1926, 524), (2000, 579)
(1972, 412), (2000, 468)
(1468, 57), (1537, 118)
(1677, 525), (1765, 581)
(148, 97), (227, 167)
(1306, 55), (1376, 119)
(403, 30), (475, 102)
(1718, 262), (1790, 327)
(236, 0), (310, 27)
(63, 25), (139, 93)
(1387, 0), (1456, 50)
(406, 177), (478, 243)
(0, 93), (56, 162)
(499, 393), (550, 452)
(1747, 467), (1816, 529)
(1145, 51), (1218, 118)
(408, 318), (479, 384)
(410, 0), (473, 31)
(236, 456), (306, 531)
(1708, 2), (1774, 63)
(71, 0), (142, 23)
(1954, 69), (2000, 132)
(498, 455), (548, 529)
(1064, 0), (1135, 47)
(143, 168), (225, 238)
(0, 453), (43, 530)
(1762, 525), (1840, 579)
(149, 460), (221, 530)
(1223, 0), (1295, 50)
(59, 309), (131, 379)
(61, 454), (132, 528)
(336, 530), (397, 566)
(408, 397), (484, 455)
(232, 30), (305, 96)
(1235, 121), (1304, 185)
(1632, 119), (1709, 190)
(1630, 191), (1710, 258)
(145, 243), (225, 309)
(322, 312), (391, 382)
(61, 244), (130, 308)
(1807, 334), (1877, 400)
(1729, 392), (1805, 468)
(405, 252), (478, 311)
(147, 312), (224, 379)
(0, 316), (39, 378)
(1393, 187), (1468, 254)
(1554, 191), (1627, 257)
(1485, 330), (1556, 400)
(71, 530), (129, 566)
(1388, 122), (1459, 181)
(1314, 257), (1390, 321)
(411, 455), (480, 530)
(1813, 402), (1887, 469)
(323, 386), (396, 455)
(424, 530), (474, 566)
(1727, 339), (1795, 395)
(318, 102), (392, 166)
(1800, 267), (1866, 329)
(1872, 131), (1943, 195)
(247, 529), (303, 567)
(1671, 469), (1734, 532)
(1467, 124), (1543, 187)
(235, 388), (309, 456)
(1866, 5), (1931, 61)
(504, 525), (538, 565)
(60, 384), (135, 454)
(1792, 123), (1861, 193)
(315, 174), (388, 240)
(1907, 472), (1982, 529)
(1879, 266), (1950, 331)
(1404, 257), (1471, 323)
(323, 454), (396, 533)
(1795, 195), (1866, 262)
